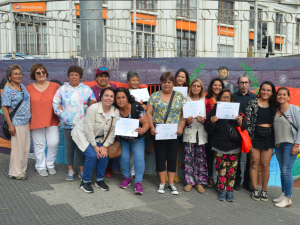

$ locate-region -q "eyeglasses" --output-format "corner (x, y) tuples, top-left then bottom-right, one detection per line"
(192, 84), (201, 88)
(36, 71), (46, 75)
(220, 96), (231, 100)
(238, 81), (250, 85)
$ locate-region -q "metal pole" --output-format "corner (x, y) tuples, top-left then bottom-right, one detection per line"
(69, 0), (74, 58)
(133, 0), (137, 57)
(196, 0), (200, 57)
(10, 3), (16, 59)
(254, 0), (258, 57)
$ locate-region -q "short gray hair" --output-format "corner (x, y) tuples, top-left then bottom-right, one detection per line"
(127, 70), (140, 81)
(6, 64), (22, 78)
(237, 73), (250, 83)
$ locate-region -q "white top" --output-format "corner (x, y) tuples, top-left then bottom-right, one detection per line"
(97, 112), (110, 137)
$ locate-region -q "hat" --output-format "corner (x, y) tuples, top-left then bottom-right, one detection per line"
(96, 67), (109, 76)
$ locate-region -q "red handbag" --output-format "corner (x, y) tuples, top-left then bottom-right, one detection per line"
(236, 113), (252, 153)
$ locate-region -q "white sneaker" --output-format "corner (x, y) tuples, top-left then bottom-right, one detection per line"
(157, 183), (165, 194)
(48, 168), (56, 175)
(168, 184), (179, 195)
(273, 193), (284, 203)
(38, 169), (48, 177)
(275, 197), (292, 208)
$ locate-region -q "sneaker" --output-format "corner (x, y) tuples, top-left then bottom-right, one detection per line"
(38, 169), (48, 177)
(273, 193), (285, 203)
(79, 181), (94, 193)
(218, 191), (226, 201)
(66, 170), (75, 181)
(48, 168), (56, 175)
(95, 180), (109, 191)
(157, 183), (165, 194)
(78, 171), (83, 179)
(251, 190), (260, 201)
(260, 190), (268, 202)
(226, 192), (235, 202)
(105, 167), (112, 178)
(120, 178), (131, 189)
(184, 185), (192, 192)
(168, 184), (179, 195)
(135, 182), (143, 195)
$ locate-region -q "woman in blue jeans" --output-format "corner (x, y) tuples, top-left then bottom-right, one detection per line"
(71, 87), (119, 193)
(273, 87), (300, 208)
(114, 87), (149, 194)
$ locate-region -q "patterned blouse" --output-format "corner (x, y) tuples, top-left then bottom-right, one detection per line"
(148, 91), (185, 126)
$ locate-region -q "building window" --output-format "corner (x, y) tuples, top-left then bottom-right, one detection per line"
(132, 24), (155, 58)
(296, 19), (300, 46)
(249, 7), (262, 29)
(275, 43), (282, 51)
(15, 14), (47, 55)
(135, 0), (156, 11)
(177, 30), (195, 57)
(176, 0), (196, 19)
(275, 13), (284, 34)
(218, 1), (234, 25)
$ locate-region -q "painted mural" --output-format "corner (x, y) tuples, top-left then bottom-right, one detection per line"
(0, 57), (300, 187)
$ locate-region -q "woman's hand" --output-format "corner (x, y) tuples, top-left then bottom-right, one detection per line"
(176, 126), (183, 135)
(57, 104), (63, 110)
(211, 116), (218, 124)
(236, 116), (243, 126)
(135, 127), (145, 135)
(150, 126), (157, 136)
(139, 100), (147, 111)
(9, 124), (16, 136)
(93, 145), (102, 159)
(99, 146), (108, 158)
(292, 145), (299, 155)
(187, 116), (194, 125)
(196, 116), (204, 124)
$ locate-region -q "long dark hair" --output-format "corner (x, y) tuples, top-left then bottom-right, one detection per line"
(99, 87), (115, 100)
(114, 87), (136, 108)
(174, 68), (190, 89)
(258, 81), (277, 122)
(206, 77), (225, 99)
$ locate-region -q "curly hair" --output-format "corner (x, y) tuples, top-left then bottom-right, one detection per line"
(206, 77), (225, 99)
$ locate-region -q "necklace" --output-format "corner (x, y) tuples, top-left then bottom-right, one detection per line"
(10, 82), (22, 92)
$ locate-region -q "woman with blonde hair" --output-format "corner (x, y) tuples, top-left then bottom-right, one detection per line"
(183, 79), (211, 193)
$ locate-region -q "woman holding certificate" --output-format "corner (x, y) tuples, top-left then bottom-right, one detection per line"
(71, 87), (119, 193)
(183, 79), (211, 193)
(147, 72), (186, 195)
(205, 88), (247, 202)
(205, 78), (225, 189)
(114, 87), (149, 194)
(245, 81), (276, 202)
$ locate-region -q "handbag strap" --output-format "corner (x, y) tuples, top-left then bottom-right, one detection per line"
(103, 117), (114, 144)
(163, 91), (175, 124)
(9, 86), (24, 120)
(280, 108), (298, 131)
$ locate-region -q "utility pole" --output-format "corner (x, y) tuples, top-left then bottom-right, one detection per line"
(254, 0), (258, 57)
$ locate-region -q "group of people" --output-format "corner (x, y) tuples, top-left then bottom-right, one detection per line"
(2, 64), (299, 209)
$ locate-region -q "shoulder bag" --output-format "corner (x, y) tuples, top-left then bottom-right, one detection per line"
(280, 108), (298, 131)
(2, 87), (24, 139)
(236, 113), (252, 153)
(103, 117), (122, 158)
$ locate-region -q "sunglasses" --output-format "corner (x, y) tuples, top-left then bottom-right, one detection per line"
(36, 71), (46, 75)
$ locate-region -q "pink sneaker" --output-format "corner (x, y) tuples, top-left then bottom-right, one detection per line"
(135, 182), (143, 195)
(120, 177), (131, 189)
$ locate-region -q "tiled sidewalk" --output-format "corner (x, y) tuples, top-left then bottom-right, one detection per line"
(0, 154), (299, 225)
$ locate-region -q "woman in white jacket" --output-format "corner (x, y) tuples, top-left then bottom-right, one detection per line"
(183, 79), (211, 193)
(72, 87), (119, 193)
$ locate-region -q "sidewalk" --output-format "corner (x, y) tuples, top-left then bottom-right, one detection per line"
(0, 153), (299, 225)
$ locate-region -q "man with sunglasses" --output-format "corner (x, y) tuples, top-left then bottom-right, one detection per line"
(233, 74), (257, 192)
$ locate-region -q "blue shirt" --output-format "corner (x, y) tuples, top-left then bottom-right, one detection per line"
(2, 83), (31, 126)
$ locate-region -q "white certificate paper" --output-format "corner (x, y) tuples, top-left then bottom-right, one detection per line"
(183, 99), (206, 118)
(129, 88), (150, 102)
(216, 102), (240, 120)
(173, 87), (188, 97)
(155, 124), (178, 140)
(115, 117), (139, 137)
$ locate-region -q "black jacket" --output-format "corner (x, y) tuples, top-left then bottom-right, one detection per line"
(204, 107), (247, 152)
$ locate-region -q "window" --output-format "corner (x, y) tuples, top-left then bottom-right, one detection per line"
(275, 43), (282, 51)
(132, 24), (155, 58)
(249, 7), (262, 29)
(176, 0), (196, 19)
(15, 14), (47, 55)
(296, 19), (300, 46)
(177, 30), (195, 57)
(275, 13), (283, 34)
(217, 44), (233, 57)
(218, 1), (234, 25)
(135, 0), (156, 11)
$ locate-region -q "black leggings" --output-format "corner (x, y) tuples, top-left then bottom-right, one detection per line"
(154, 138), (179, 172)
(205, 135), (214, 178)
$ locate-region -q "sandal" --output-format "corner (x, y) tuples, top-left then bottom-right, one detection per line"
(206, 177), (214, 189)
(174, 176), (180, 183)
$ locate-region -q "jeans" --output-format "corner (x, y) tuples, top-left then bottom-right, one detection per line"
(81, 143), (109, 183)
(120, 136), (145, 183)
(275, 142), (297, 198)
